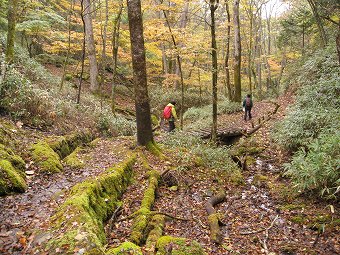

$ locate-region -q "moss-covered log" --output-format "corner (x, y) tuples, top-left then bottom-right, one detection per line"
(31, 130), (94, 173)
(106, 241), (142, 255)
(0, 159), (27, 195)
(205, 190), (226, 244)
(156, 236), (206, 255)
(43, 154), (137, 254)
(48, 129), (94, 159)
(30, 141), (63, 173)
(130, 169), (160, 244)
(145, 215), (165, 250)
(63, 147), (85, 169)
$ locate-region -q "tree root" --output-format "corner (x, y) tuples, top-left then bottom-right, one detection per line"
(205, 190), (226, 244)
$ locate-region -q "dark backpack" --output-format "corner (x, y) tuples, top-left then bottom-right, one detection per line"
(245, 97), (251, 107)
(163, 105), (172, 119)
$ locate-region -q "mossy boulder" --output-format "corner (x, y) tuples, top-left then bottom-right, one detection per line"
(106, 242), (142, 255)
(156, 236), (206, 255)
(30, 141), (63, 173)
(63, 147), (84, 169)
(0, 159), (27, 195)
(44, 154), (137, 254)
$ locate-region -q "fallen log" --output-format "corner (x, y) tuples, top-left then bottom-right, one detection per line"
(205, 190), (226, 244)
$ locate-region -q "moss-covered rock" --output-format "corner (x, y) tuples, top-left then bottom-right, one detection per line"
(44, 154), (137, 254)
(0, 159), (27, 195)
(30, 141), (63, 173)
(156, 236), (206, 255)
(106, 242), (142, 255)
(63, 147), (85, 169)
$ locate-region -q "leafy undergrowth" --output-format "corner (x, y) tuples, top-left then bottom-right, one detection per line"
(0, 91), (339, 255)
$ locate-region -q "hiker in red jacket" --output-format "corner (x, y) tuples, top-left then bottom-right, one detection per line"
(243, 94), (253, 121)
(163, 101), (177, 132)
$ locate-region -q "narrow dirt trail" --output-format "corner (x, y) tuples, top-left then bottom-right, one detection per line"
(0, 137), (133, 254)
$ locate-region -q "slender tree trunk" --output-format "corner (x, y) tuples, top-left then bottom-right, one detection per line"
(210, 0), (218, 142)
(225, 0), (232, 101)
(306, 0), (328, 47)
(247, 11), (253, 95)
(6, 0), (19, 63)
(77, 0), (86, 104)
(127, 0), (153, 146)
(83, 0), (99, 92)
(233, 0), (241, 102)
(111, 1), (123, 113)
(99, 0), (109, 110)
(60, 0), (74, 91)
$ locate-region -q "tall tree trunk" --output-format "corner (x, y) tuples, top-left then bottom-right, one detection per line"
(111, 1), (123, 113)
(77, 0), (86, 104)
(210, 0), (218, 142)
(224, 0), (232, 101)
(246, 4), (254, 95)
(255, 14), (262, 98)
(6, 0), (19, 63)
(306, 0), (328, 47)
(127, 0), (153, 146)
(233, 0), (241, 102)
(60, 0), (74, 91)
(83, 0), (99, 92)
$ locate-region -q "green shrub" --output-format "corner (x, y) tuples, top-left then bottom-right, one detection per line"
(162, 131), (239, 174)
(273, 45), (340, 150)
(284, 132), (340, 199)
(96, 111), (136, 137)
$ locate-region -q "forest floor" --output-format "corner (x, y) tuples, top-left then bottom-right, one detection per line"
(0, 90), (339, 255)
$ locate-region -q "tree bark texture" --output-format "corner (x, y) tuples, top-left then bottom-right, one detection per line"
(233, 0), (241, 102)
(83, 0), (99, 92)
(224, 0), (232, 101)
(127, 0), (153, 146)
(210, 0), (218, 142)
(111, 1), (123, 113)
(6, 0), (19, 63)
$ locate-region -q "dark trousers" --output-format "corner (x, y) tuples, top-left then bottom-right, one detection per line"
(168, 121), (175, 132)
(244, 107), (252, 120)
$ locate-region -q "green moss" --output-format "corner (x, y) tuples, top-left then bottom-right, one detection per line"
(156, 236), (206, 255)
(268, 182), (298, 202)
(45, 154), (137, 254)
(278, 203), (305, 211)
(252, 174), (269, 188)
(0, 144), (25, 172)
(106, 241), (142, 255)
(146, 141), (164, 159)
(63, 147), (84, 169)
(0, 159), (27, 195)
(48, 130), (94, 159)
(151, 114), (159, 126)
(30, 141), (63, 173)
(290, 215), (307, 224)
(130, 169), (160, 244)
(145, 215), (165, 249)
(208, 213), (222, 243)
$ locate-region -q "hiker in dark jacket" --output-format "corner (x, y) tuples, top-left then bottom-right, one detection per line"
(243, 94), (253, 121)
